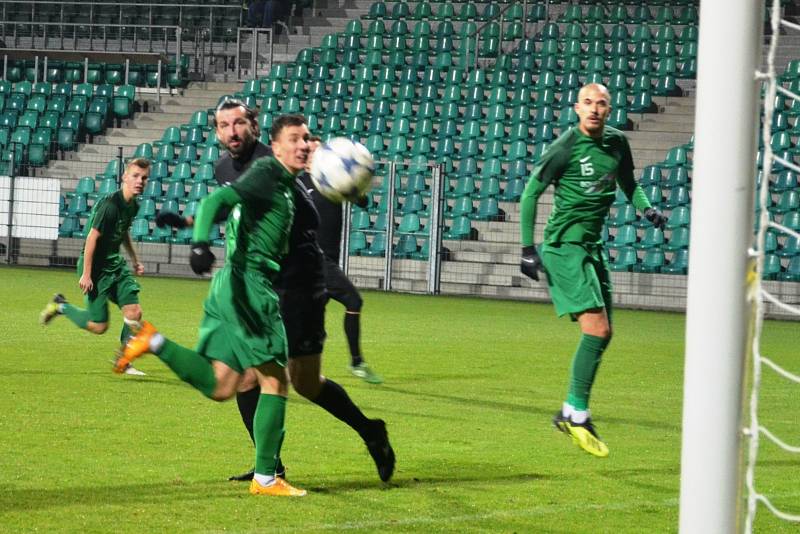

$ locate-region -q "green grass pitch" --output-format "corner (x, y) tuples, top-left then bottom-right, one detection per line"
(0, 265), (797, 533)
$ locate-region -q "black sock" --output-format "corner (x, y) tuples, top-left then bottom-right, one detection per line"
(313, 379), (374, 440)
(236, 386), (260, 445)
(344, 313), (363, 366)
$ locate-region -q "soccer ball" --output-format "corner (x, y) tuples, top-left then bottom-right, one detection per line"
(309, 137), (375, 203)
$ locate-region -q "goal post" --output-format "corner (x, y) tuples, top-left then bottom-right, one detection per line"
(678, 0), (764, 532)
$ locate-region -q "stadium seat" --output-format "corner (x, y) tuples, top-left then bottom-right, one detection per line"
(608, 224), (637, 250)
(443, 215), (473, 240)
(362, 233), (387, 257)
(662, 248), (689, 275)
(349, 231), (367, 256)
(610, 246), (639, 272)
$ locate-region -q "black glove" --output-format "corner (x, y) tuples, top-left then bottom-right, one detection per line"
(189, 242), (215, 275)
(520, 245), (543, 281)
(644, 207), (668, 230)
(156, 211), (188, 229)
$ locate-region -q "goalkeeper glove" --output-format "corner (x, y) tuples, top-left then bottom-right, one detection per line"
(189, 242), (215, 275)
(155, 211), (188, 229)
(644, 207), (668, 230)
(520, 245), (543, 281)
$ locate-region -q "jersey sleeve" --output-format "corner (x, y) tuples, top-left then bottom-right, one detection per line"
(90, 198), (118, 236)
(614, 134), (651, 211)
(231, 158), (279, 206)
(519, 139), (571, 246)
(192, 186), (242, 243)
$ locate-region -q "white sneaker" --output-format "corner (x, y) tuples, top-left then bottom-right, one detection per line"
(123, 365), (146, 376)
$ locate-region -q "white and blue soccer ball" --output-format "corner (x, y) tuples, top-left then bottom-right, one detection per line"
(310, 137), (375, 203)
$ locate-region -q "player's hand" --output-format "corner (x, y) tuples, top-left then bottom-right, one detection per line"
(644, 207), (668, 230)
(133, 262), (145, 275)
(79, 273), (93, 294)
(190, 242), (215, 275)
(155, 211), (188, 229)
(520, 245), (543, 281)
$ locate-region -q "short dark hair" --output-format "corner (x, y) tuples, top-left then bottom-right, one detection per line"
(126, 157), (151, 171)
(213, 97), (257, 127)
(270, 114), (307, 141)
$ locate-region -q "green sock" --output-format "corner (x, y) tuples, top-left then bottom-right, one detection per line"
(61, 303), (90, 329)
(566, 334), (608, 411)
(156, 339), (217, 399)
(253, 394), (286, 476)
(120, 323), (131, 345)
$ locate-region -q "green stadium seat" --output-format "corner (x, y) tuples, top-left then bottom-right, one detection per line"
(662, 248), (689, 274)
(443, 215), (473, 240)
(349, 231), (367, 256)
(775, 190), (800, 214)
(666, 206), (691, 228)
(610, 246), (639, 272)
(361, 232), (387, 257)
(634, 227), (665, 250)
(609, 204), (637, 227)
(470, 197), (500, 221)
(67, 193), (89, 216)
(664, 226), (690, 252)
(59, 215), (80, 237)
(608, 224), (637, 250)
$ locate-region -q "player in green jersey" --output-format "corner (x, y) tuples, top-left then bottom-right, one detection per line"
(519, 84), (668, 458)
(40, 158), (151, 376)
(116, 114), (310, 497)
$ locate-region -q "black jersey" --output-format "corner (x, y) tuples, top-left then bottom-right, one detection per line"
(212, 142), (274, 223)
(275, 180), (326, 293)
(214, 142), (274, 186)
(298, 172), (344, 262)
(213, 141), (325, 292)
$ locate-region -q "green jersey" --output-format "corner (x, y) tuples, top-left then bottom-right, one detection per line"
(195, 157), (296, 275)
(80, 190), (138, 277)
(520, 126), (650, 246)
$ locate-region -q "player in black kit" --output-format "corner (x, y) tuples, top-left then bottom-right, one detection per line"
(299, 136), (383, 384)
(156, 100), (395, 483)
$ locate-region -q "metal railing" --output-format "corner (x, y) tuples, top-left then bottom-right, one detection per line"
(466, 0), (533, 70)
(0, 1), (243, 43)
(0, 21), (183, 59)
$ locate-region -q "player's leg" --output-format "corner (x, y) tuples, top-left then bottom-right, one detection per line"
(541, 243), (610, 457)
(248, 361), (306, 496)
(115, 303), (147, 376)
(119, 322), (242, 400)
(40, 290), (109, 335)
(289, 356), (396, 482)
(324, 259), (383, 383)
(285, 288), (395, 482)
(230, 369), (289, 482)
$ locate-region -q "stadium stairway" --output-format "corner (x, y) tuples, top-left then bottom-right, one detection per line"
(43, 82), (240, 189)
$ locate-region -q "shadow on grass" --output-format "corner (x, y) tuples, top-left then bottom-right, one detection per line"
(306, 471), (550, 494)
(0, 480), (246, 512)
(369, 385), (679, 432)
(0, 471), (550, 510)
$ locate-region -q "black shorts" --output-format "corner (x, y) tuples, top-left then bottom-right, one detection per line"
(279, 289), (327, 358)
(323, 257), (363, 311)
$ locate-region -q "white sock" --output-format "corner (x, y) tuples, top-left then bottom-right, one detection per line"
(149, 332), (165, 354)
(562, 402), (574, 418)
(571, 409), (591, 424)
(253, 473), (276, 487)
(123, 317), (142, 330)
(57, 303), (65, 313)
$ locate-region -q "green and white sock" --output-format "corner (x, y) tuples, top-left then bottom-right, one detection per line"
(566, 334), (608, 412)
(253, 394), (286, 478)
(61, 303), (90, 329)
(154, 339), (216, 398)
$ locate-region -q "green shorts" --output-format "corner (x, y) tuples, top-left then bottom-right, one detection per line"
(540, 242), (613, 320)
(195, 265), (288, 373)
(77, 260), (140, 323)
